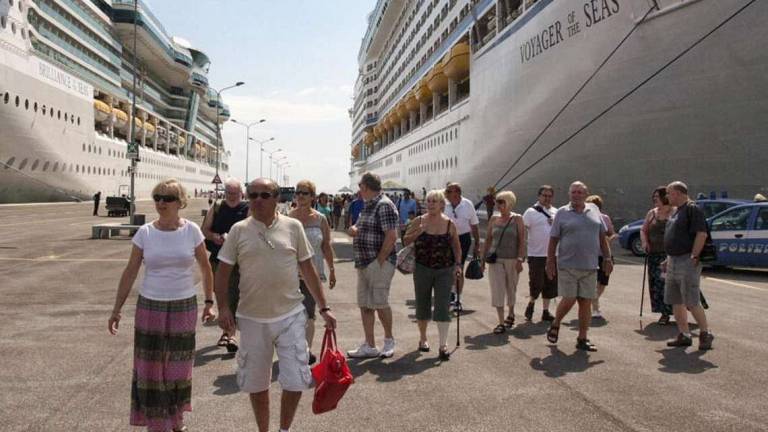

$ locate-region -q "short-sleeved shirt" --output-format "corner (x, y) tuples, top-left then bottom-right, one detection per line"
(523, 204), (557, 257)
(445, 197), (479, 235)
(550, 203), (606, 270)
(217, 214), (314, 321)
(132, 219), (205, 300)
(353, 194), (399, 268)
(349, 199), (365, 225)
(664, 201), (707, 256)
(398, 198), (418, 224)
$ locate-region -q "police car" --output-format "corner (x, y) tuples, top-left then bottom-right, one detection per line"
(708, 202), (768, 268)
(618, 199), (748, 256)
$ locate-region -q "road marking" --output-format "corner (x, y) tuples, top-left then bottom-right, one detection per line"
(0, 257), (127, 262)
(703, 276), (766, 292)
(0, 215), (96, 228)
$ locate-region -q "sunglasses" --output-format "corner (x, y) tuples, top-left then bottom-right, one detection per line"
(295, 191), (312, 196)
(248, 191), (276, 200)
(153, 194), (178, 203)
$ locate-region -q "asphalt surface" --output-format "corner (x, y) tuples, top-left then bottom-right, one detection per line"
(1, 199), (767, 432)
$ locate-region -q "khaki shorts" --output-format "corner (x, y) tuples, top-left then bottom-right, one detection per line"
(664, 255), (702, 307)
(558, 268), (597, 299)
(236, 310), (313, 393)
(356, 260), (395, 309)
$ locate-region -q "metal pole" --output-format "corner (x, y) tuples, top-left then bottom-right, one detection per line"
(245, 126), (250, 183)
(128, 0), (139, 217)
(260, 141), (264, 177)
(215, 89), (221, 180)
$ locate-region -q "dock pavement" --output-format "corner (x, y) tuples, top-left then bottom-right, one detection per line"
(1, 198), (767, 431)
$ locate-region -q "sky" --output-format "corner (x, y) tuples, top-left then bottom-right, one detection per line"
(148, 0), (373, 193)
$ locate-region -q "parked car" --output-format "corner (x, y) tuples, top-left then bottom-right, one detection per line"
(708, 202), (768, 268)
(618, 199), (748, 256)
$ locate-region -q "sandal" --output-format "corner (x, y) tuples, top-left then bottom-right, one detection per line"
(226, 337), (239, 353)
(658, 314), (671, 326)
(438, 347), (450, 361)
(217, 333), (229, 347)
(546, 325), (560, 344)
(418, 341), (430, 352)
(576, 338), (597, 352)
(503, 315), (515, 328)
(493, 324), (506, 334)
(173, 427), (188, 432)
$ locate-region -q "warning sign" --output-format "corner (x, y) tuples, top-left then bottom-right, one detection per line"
(211, 174), (222, 184)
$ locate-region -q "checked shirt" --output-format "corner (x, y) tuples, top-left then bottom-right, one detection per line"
(353, 193), (399, 268)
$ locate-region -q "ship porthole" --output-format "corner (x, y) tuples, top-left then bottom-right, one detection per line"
(4, 157), (14, 169)
(52, 162), (58, 172)
(30, 159), (38, 171)
(33, 102), (37, 112)
(3, 92), (8, 104)
(42, 161), (49, 171)
(24, 99), (29, 110)
(18, 158), (27, 170)
(15, 95), (19, 107)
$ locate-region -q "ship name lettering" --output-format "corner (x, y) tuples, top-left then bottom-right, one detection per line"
(519, 21), (564, 64)
(38, 62), (91, 97)
(584, 0), (620, 28)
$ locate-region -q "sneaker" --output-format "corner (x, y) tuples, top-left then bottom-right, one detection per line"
(524, 302), (534, 321)
(666, 333), (693, 347)
(347, 342), (380, 358)
(699, 331), (714, 351)
(380, 338), (396, 358)
(449, 292), (457, 306)
(541, 310), (555, 322)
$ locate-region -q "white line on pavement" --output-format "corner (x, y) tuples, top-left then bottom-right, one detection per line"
(703, 276), (766, 292)
(0, 257), (127, 262)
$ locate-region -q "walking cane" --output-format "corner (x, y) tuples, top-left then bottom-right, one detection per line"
(455, 273), (461, 347)
(640, 255), (648, 317)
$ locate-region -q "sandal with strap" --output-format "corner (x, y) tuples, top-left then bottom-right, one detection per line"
(493, 324), (506, 334)
(546, 325), (560, 344)
(226, 337), (239, 353)
(217, 333), (229, 347)
(503, 315), (515, 328)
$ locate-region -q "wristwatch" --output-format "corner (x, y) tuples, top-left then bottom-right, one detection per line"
(319, 307), (332, 313)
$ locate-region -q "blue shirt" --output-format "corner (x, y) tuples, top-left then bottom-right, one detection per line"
(349, 199), (365, 225)
(550, 203), (606, 270)
(398, 198), (418, 224)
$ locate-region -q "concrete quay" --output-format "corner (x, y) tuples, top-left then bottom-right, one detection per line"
(1, 198), (767, 432)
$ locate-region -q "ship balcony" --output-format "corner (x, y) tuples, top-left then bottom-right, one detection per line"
(191, 72), (209, 89)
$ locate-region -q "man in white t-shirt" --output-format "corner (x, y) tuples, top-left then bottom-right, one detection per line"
(444, 182), (480, 312)
(522, 185), (558, 322)
(215, 178), (337, 432)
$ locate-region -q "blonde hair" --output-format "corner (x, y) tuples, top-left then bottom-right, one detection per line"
(295, 179), (316, 196)
(586, 194), (603, 210)
(152, 178), (188, 209)
(495, 191), (517, 209)
(426, 189), (446, 206)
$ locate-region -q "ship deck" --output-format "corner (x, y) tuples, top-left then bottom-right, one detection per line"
(1, 199), (767, 431)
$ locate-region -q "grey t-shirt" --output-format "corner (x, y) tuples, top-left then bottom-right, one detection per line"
(550, 203), (606, 270)
(664, 201), (707, 256)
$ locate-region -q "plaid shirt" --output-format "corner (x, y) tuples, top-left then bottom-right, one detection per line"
(353, 193), (399, 268)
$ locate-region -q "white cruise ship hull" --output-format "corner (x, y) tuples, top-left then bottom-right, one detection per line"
(353, 0), (768, 221)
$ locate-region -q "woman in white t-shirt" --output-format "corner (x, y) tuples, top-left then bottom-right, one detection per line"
(108, 179), (214, 432)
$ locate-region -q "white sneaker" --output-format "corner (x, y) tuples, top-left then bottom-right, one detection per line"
(380, 338), (396, 358)
(346, 342), (380, 358)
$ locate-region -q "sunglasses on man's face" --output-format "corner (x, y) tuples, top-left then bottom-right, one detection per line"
(295, 191), (312, 196)
(248, 191), (275, 200)
(153, 194), (178, 203)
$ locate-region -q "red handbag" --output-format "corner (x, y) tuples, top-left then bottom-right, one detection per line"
(311, 328), (354, 414)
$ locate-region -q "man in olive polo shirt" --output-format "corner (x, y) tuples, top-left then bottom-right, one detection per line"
(215, 178), (337, 432)
(545, 181), (613, 352)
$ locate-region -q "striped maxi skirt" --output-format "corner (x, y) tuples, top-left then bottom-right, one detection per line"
(130, 295), (197, 431)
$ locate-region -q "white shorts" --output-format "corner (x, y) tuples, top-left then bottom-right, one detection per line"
(236, 310), (313, 393)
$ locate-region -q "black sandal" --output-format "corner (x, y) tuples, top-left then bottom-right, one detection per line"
(226, 337), (239, 353)
(438, 347), (450, 361)
(576, 338), (597, 352)
(503, 315), (515, 328)
(658, 314), (671, 326)
(493, 324), (506, 334)
(217, 333), (229, 347)
(418, 342), (430, 352)
(546, 325), (560, 343)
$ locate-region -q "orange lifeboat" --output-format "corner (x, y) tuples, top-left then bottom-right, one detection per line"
(442, 42), (470, 80)
(426, 62), (449, 92)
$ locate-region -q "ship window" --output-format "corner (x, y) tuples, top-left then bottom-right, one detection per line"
(43, 161), (49, 171)
(64, 113), (68, 122)
(76, 165), (79, 173)
(57, 110), (61, 119)
(11, 22), (16, 35)
(50, 108), (53, 118)
(5, 157), (14, 168)
(82, 143), (86, 152)
(98, 167), (101, 175)
(33, 102), (37, 112)
(77, 117), (80, 125)
(24, 99), (28, 110)
(15, 95), (19, 107)
(0, 16), (5, 29)
(30, 159), (38, 171)
(3, 93), (8, 104)
(41, 105), (45, 114)
(20, 28), (25, 40)
(53, 162), (58, 172)
(88, 145), (91, 153)
(98, 147), (102, 155)
(18, 158), (27, 170)
(87, 166), (91, 174)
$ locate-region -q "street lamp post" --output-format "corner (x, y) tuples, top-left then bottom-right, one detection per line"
(249, 138), (275, 178)
(212, 82), (245, 181)
(272, 155), (287, 181)
(266, 150), (283, 180)
(231, 118), (265, 183)
(277, 161), (290, 186)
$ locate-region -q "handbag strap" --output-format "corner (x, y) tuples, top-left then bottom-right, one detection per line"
(319, 328), (338, 361)
(492, 217), (514, 251)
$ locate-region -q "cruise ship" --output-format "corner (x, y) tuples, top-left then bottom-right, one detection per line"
(349, 0), (768, 220)
(0, 0), (231, 203)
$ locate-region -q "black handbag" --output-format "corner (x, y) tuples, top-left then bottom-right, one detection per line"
(465, 258), (484, 280)
(485, 217), (513, 264)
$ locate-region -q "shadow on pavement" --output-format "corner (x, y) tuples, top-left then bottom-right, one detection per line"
(212, 374), (239, 396)
(332, 242), (354, 262)
(195, 345), (235, 367)
(529, 346), (605, 378)
(347, 350), (441, 382)
(508, 321), (548, 340)
(634, 321), (680, 341)
(462, 331), (510, 350)
(656, 348), (718, 374)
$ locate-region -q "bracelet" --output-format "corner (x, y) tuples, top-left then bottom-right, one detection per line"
(319, 307), (331, 313)
(204, 299), (214, 305)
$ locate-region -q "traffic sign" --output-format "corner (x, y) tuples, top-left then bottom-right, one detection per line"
(212, 174), (222, 184)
